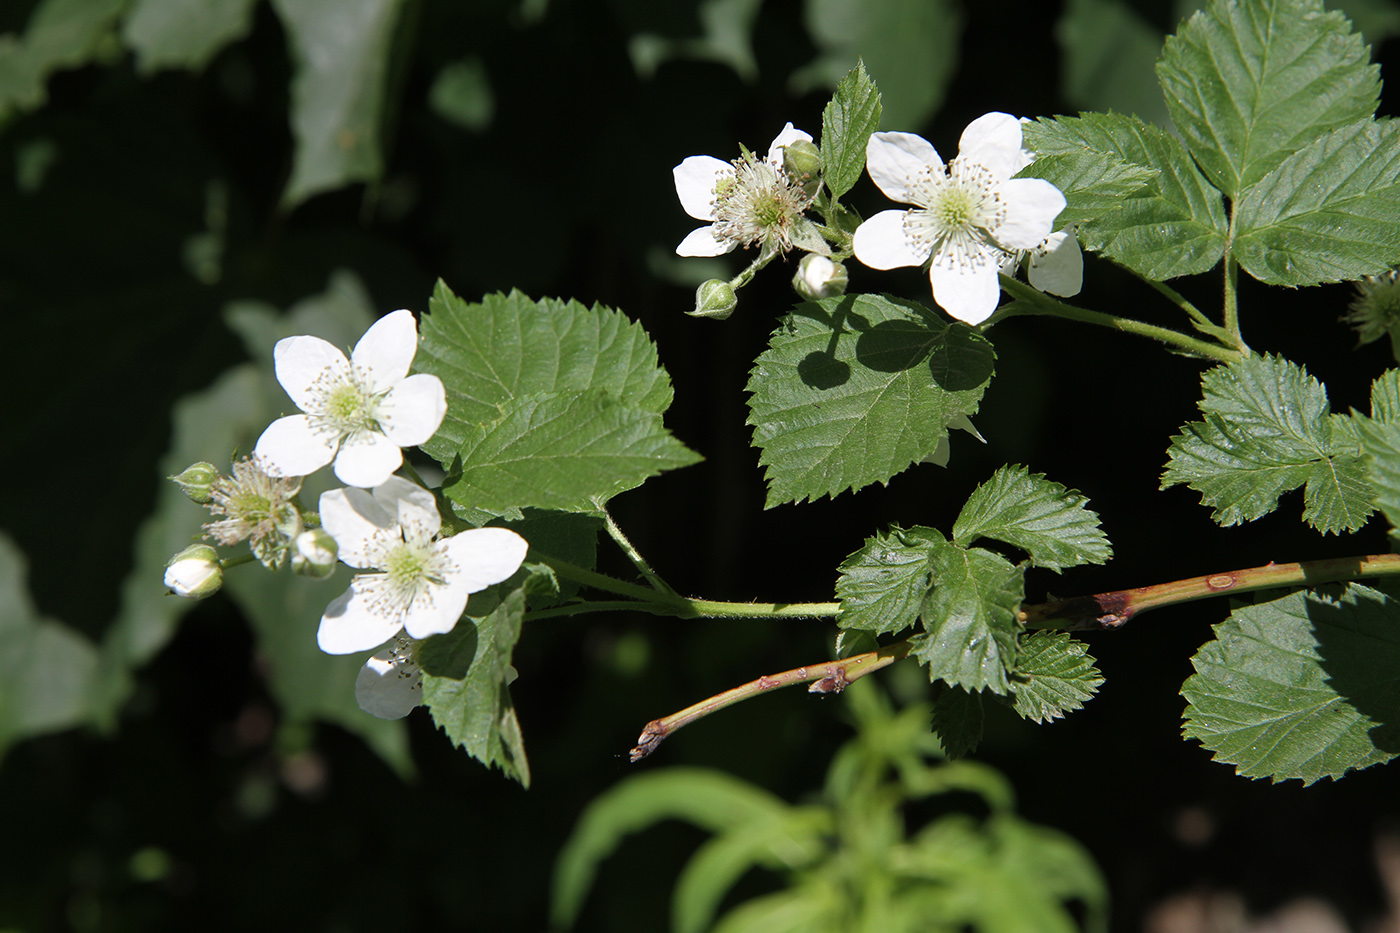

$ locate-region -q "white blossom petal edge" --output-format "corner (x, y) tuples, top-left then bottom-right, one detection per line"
(316, 476), (529, 655)
(254, 310), (447, 488)
(355, 639), (422, 719)
(852, 113), (1067, 325)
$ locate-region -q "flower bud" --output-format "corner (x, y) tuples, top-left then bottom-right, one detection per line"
(689, 279), (738, 320)
(291, 529), (339, 579)
(782, 139), (823, 198)
(1344, 269), (1400, 360)
(164, 544), (222, 599)
(169, 462), (219, 503)
(792, 254), (848, 300)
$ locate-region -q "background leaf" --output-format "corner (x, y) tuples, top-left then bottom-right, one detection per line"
(912, 544), (1023, 695)
(122, 0), (257, 74)
(1010, 632), (1104, 724)
(952, 464), (1111, 571)
(819, 60), (882, 198)
(747, 294), (994, 507)
(930, 683), (983, 759)
(1056, 0), (1172, 126)
(1156, 0), (1380, 198)
(0, 0), (126, 115)
(1181, 584), (1400, 783)
(835, 526), (943, 637)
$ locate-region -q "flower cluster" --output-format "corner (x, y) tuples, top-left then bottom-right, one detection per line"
(165, 309), (529, 720)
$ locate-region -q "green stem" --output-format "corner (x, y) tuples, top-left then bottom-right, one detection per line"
(525, 600), (677, 621)
(219, 553), (257, 570)
(992, 275), (1243, 363)
(540, 555), (678, 607)
(594, 500), (678, 598)
(684, 599), (840, 619)
(1222, 249), (1242, 349)
(630, 641), (911, 761)
(1021, 553), (1400, 631)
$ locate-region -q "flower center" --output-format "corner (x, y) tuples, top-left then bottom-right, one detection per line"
(710, 153), (814, 251)
(357, 521), (456, 623)
(307, 365), (387, 441)
(903, 158), (1009, 270)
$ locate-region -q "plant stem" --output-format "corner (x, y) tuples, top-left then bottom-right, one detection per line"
(525, 600), (678, 622)
(540, 555), (678, 606)
(1021, 553), (1400, 631)
(594, 499), (678, 598)
(993, 275), (1243, 363)
(629, 641), (911, 760)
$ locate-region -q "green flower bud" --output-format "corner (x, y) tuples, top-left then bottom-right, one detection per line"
(792, 254), (848, 300)
(1343, 270), (1400, 361)
(169, 462), (219, 503)
(164, 544), (223, 599)
(689, 279), (738, 320)
(782, 139), (823, 199)
(291, 529), (339, 580)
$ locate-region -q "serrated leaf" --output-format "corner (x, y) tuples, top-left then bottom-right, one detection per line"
(1234, 120), (1400, 286)
(420, 588), (530, 786)
(747, 294), (995, 507)
(417, 284), (675, 465)
(1357, 374), (1400, 537)
(952, 465), (1111, 572)
(270, 0), (404, 208)
(1020, 113), (1226, 279)
(819, 60), (882, 198)
(1370, 368), (1400, 422)
(1162, 354), (1375, 533)
(122, 0), (257, 74)
(912, 545), (1023, 695)
(1010, 632), (1103, 724)
(930, 683), (983, 759)
(1157, 0), (1380, 199)
(1181, 584), (1400, 783)
(835, 526), (944, 637)
(442, 391), (701, 513)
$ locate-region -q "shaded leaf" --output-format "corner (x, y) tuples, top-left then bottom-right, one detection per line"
(952, 464), (1111, 571)
(1057, 0), (1172, 125)
(1010, 631), (1103, 724)
(747, 294), (995, 507)
(930, 683), (983, 759)
(122, 0), (257, 74)
(1181, 584), (1400, 783)
(835, 525), (944, 637)
(0, 0), (125, 114)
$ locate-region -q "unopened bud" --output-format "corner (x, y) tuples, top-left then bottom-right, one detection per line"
(782, 139), (823, 198)
(793, 254), (847, 300)
(689, 279), (738, 320)
(169, 462), (219, 503)
(291, 529), (339, 579)
(164, 544), (223, 599)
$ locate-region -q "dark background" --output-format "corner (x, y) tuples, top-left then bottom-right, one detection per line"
(2, 0), (1398, 929)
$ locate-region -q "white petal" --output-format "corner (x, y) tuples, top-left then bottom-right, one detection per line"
(957, 112), (1030, 179)
(380, 373), (447, 447)
(332, 432), (403, 488)
(676, 225), (735, 257)
(355, 650), (422, 719)
(317, 585), (404, 654)
(254, 414), (339, 478)
(351, 309), (417, 392)
(994, 178), (1066, 250)
(766, 122), (812, 157)
(443, 527), (529, 593)
(673, 155), (731, 221)
(274, 335), (349, 411)
(930, 255), (1002, 325)
(853, 210), (927, 270)
(401, 582), (470, 639)
(865, 132), (941, 205)
(371, 476), (441, 536)
(1029, 230), (1083, 297)
(320, 486), (396, 567)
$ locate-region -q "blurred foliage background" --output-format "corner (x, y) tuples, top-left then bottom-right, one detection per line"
(4, 0), (1400, 929)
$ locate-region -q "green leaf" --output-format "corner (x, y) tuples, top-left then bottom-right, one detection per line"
(1157, 0), (1380, 199)
(793, 0), (960, 132)
(1010, 632), (1104, 724)
(1234, 120), (1400, 286)
(1020, 113), (1226, 280)
(819, 60), (882, 198)
(1357, 370), (1400, 537)
(952, 465), (1111, 571)
(442, 391), (701, 514)
(417, 284), (676, 465)
(428, 56), (494, 131)
(0, 534), (99, 760)
(420, 588), (530, 786)
(747, 294), (995, 507)
(912, 545), (1024, 694)
(835, 525), (944, 636)
(1181, 584), (1400, 783)
(122, 0), (257, 74)
(551, 768), (794, 929)
(930, 683), (983, 759)
(0, 0), (126, 114)
(1056, 0), (1173, 126)
(1162, 354), (1375, 533)
(269, 0), (404, 208)
(627, 0), (763, 82)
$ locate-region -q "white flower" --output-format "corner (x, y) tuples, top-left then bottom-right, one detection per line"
(254, 310), (447, 488)
(853, 113), (1067, 325)
(316, 476), (529, 655)
(792, 254), (848, 300)
(673, 123), (824, 259)
(355, 638), (422, 719)
(1001, 227), (1083, 298)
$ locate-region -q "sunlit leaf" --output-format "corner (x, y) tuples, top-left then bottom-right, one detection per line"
(912, 545), (1023, 694)
(952, 465), (1111, 571)
(835, 525), (943, 637)
(1181, 584), (1400, 783)
(819, 60), (882, 198)
(1010, 632), (1103, 724)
